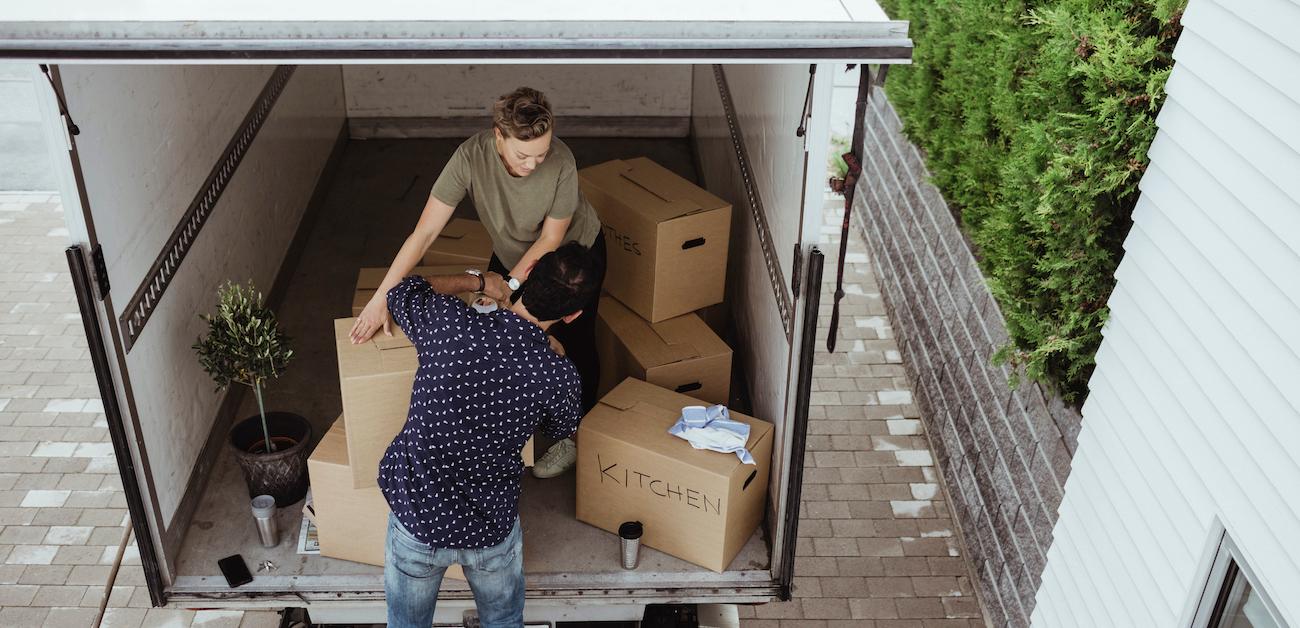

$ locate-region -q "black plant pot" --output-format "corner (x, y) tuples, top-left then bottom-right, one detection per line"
(229, 411), (312, 507)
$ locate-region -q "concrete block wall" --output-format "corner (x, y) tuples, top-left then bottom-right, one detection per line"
(850, 84), (1083, 627)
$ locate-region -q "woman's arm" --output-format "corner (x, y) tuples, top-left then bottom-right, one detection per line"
(348, 194), (456, 344)
(508, 215), (571, 283)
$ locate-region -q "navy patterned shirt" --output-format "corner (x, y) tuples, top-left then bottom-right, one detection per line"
(377, 276), (583, 549)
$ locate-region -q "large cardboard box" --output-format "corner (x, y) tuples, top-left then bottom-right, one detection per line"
(334, 318), (533, 488)
(422, 218), (493, 266)
(308, 416), (464, 578)
(575, 378), (773, 572)
(579, 158), (731, 322)
(595, 295), (732, 405)
(351, 265), (485, 316)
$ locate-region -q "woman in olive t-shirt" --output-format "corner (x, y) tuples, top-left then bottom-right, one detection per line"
(348, 87), (604, 479)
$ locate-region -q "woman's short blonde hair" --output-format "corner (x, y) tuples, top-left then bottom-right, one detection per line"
(493, 87), (553, 141)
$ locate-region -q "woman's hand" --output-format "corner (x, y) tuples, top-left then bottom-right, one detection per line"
(349, 295), (392, 344)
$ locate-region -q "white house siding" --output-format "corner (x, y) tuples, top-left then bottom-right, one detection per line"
(1030, 0), (1300, 625)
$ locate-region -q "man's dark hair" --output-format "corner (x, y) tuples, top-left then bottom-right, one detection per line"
(518, 241), (599, 321)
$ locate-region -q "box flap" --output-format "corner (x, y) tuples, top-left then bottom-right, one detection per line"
(581, 158), (729, 223)
(335, 317), (418, 377)
(600, 296), (709, 367)
(585, 378), (772, 477)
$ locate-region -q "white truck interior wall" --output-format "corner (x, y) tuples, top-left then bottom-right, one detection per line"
(690, 64), (804, 507)
(342, 65), (692, 119)
(1031, 0), (1300, 625)
(60, 65), (346, 525)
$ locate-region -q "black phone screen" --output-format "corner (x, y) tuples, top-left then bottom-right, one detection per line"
(217, 554), (253, 588)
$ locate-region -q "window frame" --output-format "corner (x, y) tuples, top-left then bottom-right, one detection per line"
(1189, 530), (1286, 628)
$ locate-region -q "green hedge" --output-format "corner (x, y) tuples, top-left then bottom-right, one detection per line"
(878, 0), (1184, 403)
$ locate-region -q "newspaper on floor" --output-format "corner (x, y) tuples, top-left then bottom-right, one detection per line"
(297, 514), (320, 555)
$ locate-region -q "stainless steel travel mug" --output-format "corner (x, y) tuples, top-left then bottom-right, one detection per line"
(618, 521), (643, 570)
(251, 495), (278, 548)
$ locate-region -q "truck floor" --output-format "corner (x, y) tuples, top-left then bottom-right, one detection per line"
(171, 135), (771, 592)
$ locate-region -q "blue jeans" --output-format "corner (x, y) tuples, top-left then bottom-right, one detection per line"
(384, 513), (525, 628)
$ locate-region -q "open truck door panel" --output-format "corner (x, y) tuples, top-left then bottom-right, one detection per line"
(5, 2), (910, 622)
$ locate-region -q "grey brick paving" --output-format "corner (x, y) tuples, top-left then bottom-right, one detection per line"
(0, 193), (278, 625)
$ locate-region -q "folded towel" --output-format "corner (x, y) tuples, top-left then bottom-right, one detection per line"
(668, 404), (755, 465)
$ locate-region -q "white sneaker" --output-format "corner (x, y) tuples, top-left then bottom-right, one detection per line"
(532, 438), (577, 478)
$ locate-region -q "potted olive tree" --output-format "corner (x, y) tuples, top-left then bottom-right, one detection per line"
(194, 281), (312, 506)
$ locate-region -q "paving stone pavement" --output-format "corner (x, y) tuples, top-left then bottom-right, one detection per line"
(735, 195), (988, 628)
(0, 192), (280, 627)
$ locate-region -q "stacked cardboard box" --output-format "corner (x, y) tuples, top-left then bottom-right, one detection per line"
(307, 415), (464, 577)
(579, 157), (731, 323)
(309, 229), (534, 566)
(595, 295), (732, 405)
(575, 378), (773, 572)
(421, 218), (493, 266)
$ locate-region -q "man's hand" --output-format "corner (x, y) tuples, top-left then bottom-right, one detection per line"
(349, 295), (392, 344)
(482, 271), (511, 301)
(548, 334), (566, 356)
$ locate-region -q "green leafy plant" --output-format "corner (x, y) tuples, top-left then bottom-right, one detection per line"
(877, 0), (1184, 403)
(829, 133), (851, 182)
(193, 281), (294, 453)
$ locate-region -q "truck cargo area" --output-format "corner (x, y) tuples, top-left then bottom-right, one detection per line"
(168, 135), (773, 600)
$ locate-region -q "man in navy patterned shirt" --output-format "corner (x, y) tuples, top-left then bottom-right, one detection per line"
(379, 242), (599, 628)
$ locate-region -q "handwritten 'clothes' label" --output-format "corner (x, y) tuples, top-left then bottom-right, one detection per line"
(597, 453), (722, 515)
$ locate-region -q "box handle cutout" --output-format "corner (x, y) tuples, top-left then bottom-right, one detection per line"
(674, 382), (702, 394)
(742, 469), (757, 490)
(682, 237), (706, 250)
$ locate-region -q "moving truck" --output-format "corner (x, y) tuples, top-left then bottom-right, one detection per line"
(2, 2), (911, 623)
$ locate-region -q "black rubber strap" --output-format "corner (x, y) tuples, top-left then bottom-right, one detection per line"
(827, 65), (872, 353)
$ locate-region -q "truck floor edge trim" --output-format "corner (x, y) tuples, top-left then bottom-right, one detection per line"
(67, 245), (168, 606)
(117, 65), (297, 352)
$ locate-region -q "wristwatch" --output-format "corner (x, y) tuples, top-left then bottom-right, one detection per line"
(464, 269), (485, 293)
(506, 275), (522, 292)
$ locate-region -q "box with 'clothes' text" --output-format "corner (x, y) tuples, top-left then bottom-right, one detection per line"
(578, 158), (731, 322)
(575, 378), (773, 572)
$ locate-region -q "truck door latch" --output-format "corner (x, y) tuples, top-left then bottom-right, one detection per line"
(91, 244), (110, 299)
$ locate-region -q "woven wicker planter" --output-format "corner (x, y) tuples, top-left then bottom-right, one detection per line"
(229, 411), (312, 507)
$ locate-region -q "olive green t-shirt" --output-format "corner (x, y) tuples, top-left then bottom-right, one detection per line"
(429, 130), (602, 270)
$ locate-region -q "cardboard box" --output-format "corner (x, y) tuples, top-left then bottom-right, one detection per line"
(308, 416), (464, 577)
(575, 378), (773, 572)
(595, 295), (732, 405)
(334, 318), (533, 488)
(579, 158), (731, 322)
(352, 265), (485, 316)
(421, 218), (493, 266)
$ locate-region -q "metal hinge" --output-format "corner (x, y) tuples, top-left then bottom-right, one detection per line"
(90, 244), (110, 299)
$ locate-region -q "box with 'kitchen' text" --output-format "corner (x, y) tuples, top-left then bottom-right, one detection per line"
(595, 295), (732, 405)
(575, 378), (773, 572)
(352, 265), (486, 316)
(334, 318), (532, 488)
(579, 158), (731, 322)
(422, 218), (493, 266)
(308, 415), (465, 578)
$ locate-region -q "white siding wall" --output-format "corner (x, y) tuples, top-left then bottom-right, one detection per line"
(1031, 0), (1300, 625)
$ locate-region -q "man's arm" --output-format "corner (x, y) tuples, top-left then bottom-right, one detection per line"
(539, 375), (583, 440)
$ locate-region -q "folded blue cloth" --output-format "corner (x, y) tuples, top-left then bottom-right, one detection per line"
(668, 404), (755, 465)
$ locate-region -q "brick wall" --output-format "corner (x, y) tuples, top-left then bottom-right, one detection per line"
(850, 85), (1083, 627)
